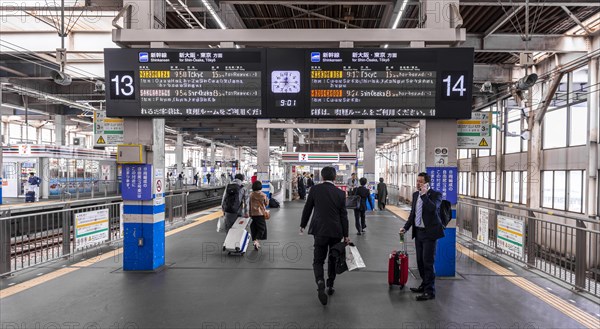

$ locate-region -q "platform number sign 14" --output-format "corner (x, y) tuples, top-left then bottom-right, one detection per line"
(441, 71), (468, 99)
(109, 71), (136, 100)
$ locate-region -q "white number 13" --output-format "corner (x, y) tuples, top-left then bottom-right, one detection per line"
(443, 75), (466, 97)
(111, 75), (134, 96)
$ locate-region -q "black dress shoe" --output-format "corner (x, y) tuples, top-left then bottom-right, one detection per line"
(327, 287), (335, 295)
(317, 280), (328, 305)
(416, 293), (435, 301)
(409, 286), (425, 293)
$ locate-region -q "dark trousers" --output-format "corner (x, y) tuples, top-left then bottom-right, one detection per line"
(250, 216), (267, 240)
(353, 209), (366, 232)
(312, 236), (340, 287)
(378, 200), (386, 210)
(414, 228), (437, 295)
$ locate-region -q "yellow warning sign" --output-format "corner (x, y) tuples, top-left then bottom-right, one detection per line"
(97, 136), (106, 144)
(479, 138), (489, 147)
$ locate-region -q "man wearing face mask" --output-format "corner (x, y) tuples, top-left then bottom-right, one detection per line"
(399, 172), (444, 301)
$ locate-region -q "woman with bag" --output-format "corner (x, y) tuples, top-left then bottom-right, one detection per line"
(249, 180), (269, 250)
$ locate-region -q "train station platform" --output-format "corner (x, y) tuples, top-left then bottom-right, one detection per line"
(1, 201), (599, 329)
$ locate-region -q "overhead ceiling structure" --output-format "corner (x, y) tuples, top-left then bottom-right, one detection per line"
(0, 0), (598, 149)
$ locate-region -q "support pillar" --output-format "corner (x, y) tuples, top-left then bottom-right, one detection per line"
(210, 142), (216, 176)
(587, 50), (599, 217)
(55, 115), (66, 146)
(418, 119), (458, 277)
(363, 120), (377, 203)
(121, 118), (166, 271)
(256, 120), (270, 197)
(285, 128), (294, 201)
(175, 134), (183, 175)
(495, 99), (504, 201)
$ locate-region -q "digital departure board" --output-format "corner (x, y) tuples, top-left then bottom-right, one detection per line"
(105, 48), (474, 119)
(105, 48), (265, 117)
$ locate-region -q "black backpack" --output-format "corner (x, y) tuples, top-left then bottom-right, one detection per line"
(223, 183), (242, 213)
(439, 200), (452, 227)
(269, 198), (280, 208)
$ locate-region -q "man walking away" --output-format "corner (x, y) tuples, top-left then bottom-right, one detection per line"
(221, 173), (249, 231)
(300, 166), (350, 306)
(377, 178), (388, 210)
(399, 172), (444, 301)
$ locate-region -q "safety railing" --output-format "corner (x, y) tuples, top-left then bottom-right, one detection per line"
(0, 191), (197, 276)
(54, 180), (121, 201)
(388, 184), (401, 206)
(0, 202), (122, 276)
(457, 196), (600, 297)
(164, 193), (188, 225)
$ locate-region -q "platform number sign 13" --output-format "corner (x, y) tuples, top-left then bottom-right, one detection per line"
(109, 71), (136, 100)
(441, 71), (468, 100)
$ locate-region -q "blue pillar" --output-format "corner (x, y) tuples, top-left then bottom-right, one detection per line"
(121, 118), (166, 271)
(0, 177), (3, 205)
(427, 166), (458, 277)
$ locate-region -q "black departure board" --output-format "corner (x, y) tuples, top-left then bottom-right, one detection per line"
(105, 48), (265, 117)
(105, 48), (473, 119)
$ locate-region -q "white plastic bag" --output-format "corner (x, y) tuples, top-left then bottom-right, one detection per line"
(216, 216), (225, 232)
(345, 244), (366, 271)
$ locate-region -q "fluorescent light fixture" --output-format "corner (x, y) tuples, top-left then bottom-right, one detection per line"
(71, 118), (93, 125)
(383, 44), (389, 49)
(391, 0), (408, 29)
(201, 0), (227, 29)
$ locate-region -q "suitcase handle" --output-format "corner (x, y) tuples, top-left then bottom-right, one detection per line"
(398, 233), (407, 253)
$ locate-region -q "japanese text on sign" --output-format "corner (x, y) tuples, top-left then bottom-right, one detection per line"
(426, 166), (458, 204)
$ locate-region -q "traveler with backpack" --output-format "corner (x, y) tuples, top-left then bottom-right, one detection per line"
(399, 172), (444, 301)
(353, 177), (375, 235)
(221, 173), (249, 231)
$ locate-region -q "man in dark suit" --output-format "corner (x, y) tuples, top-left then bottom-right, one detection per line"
(300, 166), (350, 305)
(400, 172), (444, 301)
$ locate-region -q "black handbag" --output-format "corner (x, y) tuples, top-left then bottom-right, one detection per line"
(329, 242), (348, 275)
(345, 195), (361, 209)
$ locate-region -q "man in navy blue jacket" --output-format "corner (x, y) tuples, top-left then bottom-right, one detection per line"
(300, 166), (350, 305)
(400, 172), (444, 301)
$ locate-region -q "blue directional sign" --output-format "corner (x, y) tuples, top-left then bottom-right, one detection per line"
(426, 166), (458, 204)
(122, 164), (153, 201)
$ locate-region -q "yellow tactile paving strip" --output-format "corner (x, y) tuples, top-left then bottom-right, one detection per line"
(386, 205), (600, 329)
(0, 209), (223, 300)
(0, 199), (58, 211)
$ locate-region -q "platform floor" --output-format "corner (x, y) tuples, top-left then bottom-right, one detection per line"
(1, 201), (599, 329)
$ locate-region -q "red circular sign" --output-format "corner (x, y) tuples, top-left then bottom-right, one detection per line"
(156, 179), (162, 193)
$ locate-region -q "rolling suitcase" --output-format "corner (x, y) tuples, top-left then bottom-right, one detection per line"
(223, 218), (251, 255)
(25, 191), (36, 203)
(388, 233), (409, 288)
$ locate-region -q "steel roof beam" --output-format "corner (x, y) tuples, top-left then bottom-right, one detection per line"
(112, 28), (466, 46)
(483, 6), (523, 38)
(465, 34), (589, 53)
(219, 1), (393, 4)
(460, 1), (600, 6)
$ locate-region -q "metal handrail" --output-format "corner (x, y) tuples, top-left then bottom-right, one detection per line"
(459, 200), (600, 233)
(459, 195), (599, 224)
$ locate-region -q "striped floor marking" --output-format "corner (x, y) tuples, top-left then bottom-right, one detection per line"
(386, 205), (600, 329)
(0, 209), (223, 300)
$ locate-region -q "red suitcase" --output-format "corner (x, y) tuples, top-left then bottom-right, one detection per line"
(388, 233), (409, 288)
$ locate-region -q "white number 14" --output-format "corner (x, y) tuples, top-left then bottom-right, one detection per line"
(443, 75), (466, 97)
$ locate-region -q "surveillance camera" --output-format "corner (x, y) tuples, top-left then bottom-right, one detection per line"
(480, 81), (493, 93)
(51, 70), (72, 86)
(516, 73), (538, 91)
(94, 80), (105, 93)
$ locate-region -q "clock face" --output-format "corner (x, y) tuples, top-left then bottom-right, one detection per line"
(271, 70), (301, 93)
